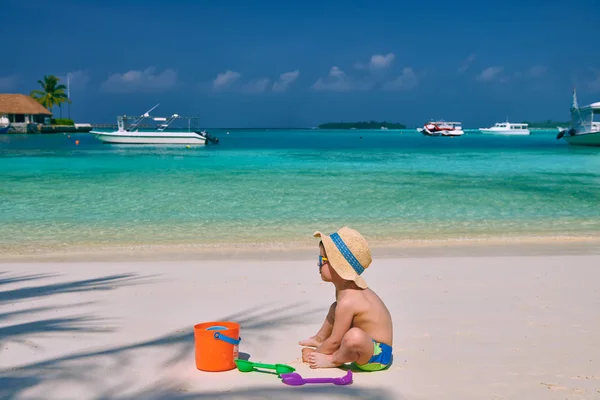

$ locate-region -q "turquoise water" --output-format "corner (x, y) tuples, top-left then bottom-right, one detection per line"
(1, 129), (600, 252)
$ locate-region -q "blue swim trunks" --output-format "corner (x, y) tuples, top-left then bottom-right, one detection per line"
(355, 340), (393, 371)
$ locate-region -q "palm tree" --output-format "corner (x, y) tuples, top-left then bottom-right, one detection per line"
(30, 75), (71, 118)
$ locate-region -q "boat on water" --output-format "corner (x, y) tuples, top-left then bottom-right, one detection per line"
(417, 121), (464, 136)
(479, 121), (530, 135)
(90, 104), (219, 145)
(557, 89), (600, 147)
(0, 114), (10, 134)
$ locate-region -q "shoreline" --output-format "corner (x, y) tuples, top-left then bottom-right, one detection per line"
(2, 234), (600, 262)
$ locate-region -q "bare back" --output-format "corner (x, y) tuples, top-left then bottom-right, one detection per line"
(338, 288), (393, 346)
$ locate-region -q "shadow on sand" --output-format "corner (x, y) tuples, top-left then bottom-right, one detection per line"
(0, 271), (399, 400)
(96, 384), (398, 400)
(0, 272), (148, 304)
(0, 270), (153, 399)
(0, 272), (152, 349)
(0, 273), (398, 400)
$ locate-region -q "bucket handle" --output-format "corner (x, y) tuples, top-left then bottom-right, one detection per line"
(213, 331), (241, 345)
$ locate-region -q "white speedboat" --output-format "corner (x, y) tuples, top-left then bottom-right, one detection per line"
(479, 121), (530, 135)
(91, 104), (219, 145)
(557, 89), (600, 147)
(92, 127), (215, 145)
(417, 121), (464, 136)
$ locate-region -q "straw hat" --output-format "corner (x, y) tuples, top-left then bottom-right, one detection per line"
(314, 227), (372, 289)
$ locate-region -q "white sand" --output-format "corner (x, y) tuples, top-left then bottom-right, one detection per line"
(1, 254), (599, 399)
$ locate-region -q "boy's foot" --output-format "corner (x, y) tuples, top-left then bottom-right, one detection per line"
(301, 347), (315, 363)
(298, 336), (322, 347)
(308, 352), (338, 369)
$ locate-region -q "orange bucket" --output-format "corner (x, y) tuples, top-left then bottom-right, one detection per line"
(194, 321), (241, 372)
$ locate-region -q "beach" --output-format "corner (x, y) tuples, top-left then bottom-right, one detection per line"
(2, 247), (599, 399)
(3, 0), (600, 397)
(2, 131), (600, 399)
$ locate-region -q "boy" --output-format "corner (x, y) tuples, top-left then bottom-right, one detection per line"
(299, 227), (394, 371)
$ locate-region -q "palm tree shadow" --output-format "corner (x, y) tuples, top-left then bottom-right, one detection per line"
(0, 272), (156, 349)
(0, 273), (397, 399)
(0, 272), (56, 287)
(0, 273), (156, 304)
(0, 302), (341, 400)
(0, 315), (115, 347)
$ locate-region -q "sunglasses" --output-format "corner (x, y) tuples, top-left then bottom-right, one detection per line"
(318, 255), (328, 268)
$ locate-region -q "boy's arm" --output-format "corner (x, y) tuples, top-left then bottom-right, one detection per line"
(315, 300), (355, 355)
(299, 302), (337, 346)
(313, 302), (337, 341)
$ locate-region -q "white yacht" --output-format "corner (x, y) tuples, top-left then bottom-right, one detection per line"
(479, 121), (530, 135)
(91, 104), (219, 145)
(417, 121), (464, 136)
(557, 89), (600, 147)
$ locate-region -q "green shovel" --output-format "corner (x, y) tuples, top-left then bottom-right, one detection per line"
(234, 359), (296, 375)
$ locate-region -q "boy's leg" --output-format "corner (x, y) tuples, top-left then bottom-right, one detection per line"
(308, 327), (374, 368)
(299, 302), (336, 347)
(332, 327), (374, 365)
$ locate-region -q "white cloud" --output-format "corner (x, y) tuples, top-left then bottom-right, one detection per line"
(476, 66), (504, 82)
(313, 52), (421, 92)
(313, 52), (405, 92)
(369, 53), (396, 69)
(355, 52), (396, 70)
(311, 66), (373, 92)
(272, 70), (300, 93)
(458, 54), (476, 73)
(213, 70), (241, 90)
(211, 71), (271, 94)
(100, 67), (178, 93)
(0, 74), (19, 90)
(381, 68), (419, 91)
(329, 66), (345, 78)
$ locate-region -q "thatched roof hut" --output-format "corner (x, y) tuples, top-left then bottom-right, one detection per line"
(0, 94), (52, 115)
(0, 94), (52, 132)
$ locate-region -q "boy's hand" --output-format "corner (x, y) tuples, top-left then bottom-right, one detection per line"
(298, 336), (322, 347)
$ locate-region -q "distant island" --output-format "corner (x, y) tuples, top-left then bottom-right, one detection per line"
(522, 120), (570, 129)
(318, 121), (406, 130)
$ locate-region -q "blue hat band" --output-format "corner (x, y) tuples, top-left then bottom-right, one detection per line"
(330, 233), (365, 276)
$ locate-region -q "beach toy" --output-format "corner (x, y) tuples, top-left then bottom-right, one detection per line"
(194, 321), (241, 372)
(280, 370), (353, 386)
(234, 359), (295, 375)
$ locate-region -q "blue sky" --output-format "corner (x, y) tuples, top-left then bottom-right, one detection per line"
(1, 0), (599, 127)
